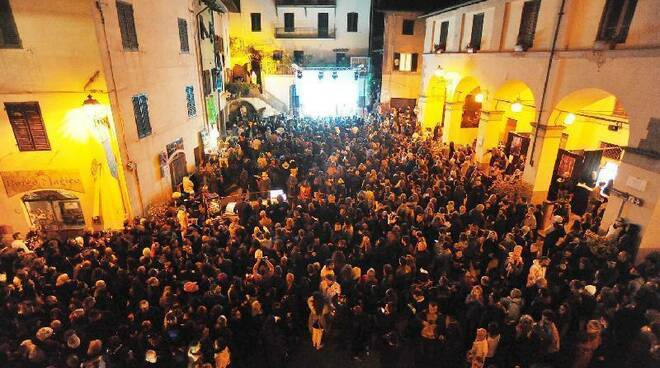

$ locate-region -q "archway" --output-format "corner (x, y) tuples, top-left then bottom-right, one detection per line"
(421, 75), (448, 132)
(443, 76), (481, 146)
(476, 80), (537, 164)
(525, 88), (630, 213)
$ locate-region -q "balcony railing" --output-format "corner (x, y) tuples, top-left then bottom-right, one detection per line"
(276, 0), (336, 6)
(275, 27), (336, 39)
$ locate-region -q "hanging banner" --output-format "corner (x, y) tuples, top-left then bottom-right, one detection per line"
(1, 170), (84, 197)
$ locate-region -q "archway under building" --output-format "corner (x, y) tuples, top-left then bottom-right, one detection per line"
(443, 76), (481, 146)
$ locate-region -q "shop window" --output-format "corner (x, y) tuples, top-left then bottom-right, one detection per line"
(178, 18), (189, 52)
(393, 53), (418, 72)
(4, 102), (50, 151)
(0, 0), (20, 48)
(597, 0), (637, 44)
(402, 19), (415, 35)
(251, 13), (261, 32)
(347, 12), (358, 32)
(117, 1), (139, 50)
(22, 191), (84, 231)
(131, 94), (151, 138)
(517, 0), (541, 49)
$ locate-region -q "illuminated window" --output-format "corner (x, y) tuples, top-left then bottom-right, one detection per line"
(178, 18), (189, 52)
(117, 1), (138, 50)
(0, 0), (20, 48)
(251, 13), (261, 32)
(4, 102), (50, 151)
(393, 53), (418, 72)
(132, 94), (151, 139)
(402, 19), (414, 35)
(597, 0), (637, 43)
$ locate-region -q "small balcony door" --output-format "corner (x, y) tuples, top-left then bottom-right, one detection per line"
(318, 13), (329, 38)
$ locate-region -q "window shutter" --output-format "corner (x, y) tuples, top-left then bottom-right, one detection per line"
(132, 94), (151, 139)
(517, 0), (541, 49)
(410, 53), (418, 72)
(393, 52), (400, 71)
(5, 102), (50, 151)
(470, 13), (484, 50)
(347, 13), (358, 32)
(0, 0), (21, 47)
(616, 0), (638, 43)
(178, 18), (189, 52)
(117, 1), (138, 50)
(185, 86), (196, 117)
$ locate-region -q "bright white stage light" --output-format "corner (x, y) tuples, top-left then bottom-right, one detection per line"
(597, 161), (618, 185)
(296, 69), (360, 117)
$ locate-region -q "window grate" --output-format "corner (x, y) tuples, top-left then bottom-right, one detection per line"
(185, 86), (196, 117)
(0, 0), (21, 48)
(517, 0), (541, 49)
(117, 1), (138, 50)
(178, 18), (189, 52)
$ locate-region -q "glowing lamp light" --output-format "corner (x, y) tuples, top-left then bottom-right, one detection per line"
(564, 112), (576, 126)
(434, 66), (445, 77)
(511, 99), (523, 113)
(474, 93), (484, 103)
(82, 94), (105, 120)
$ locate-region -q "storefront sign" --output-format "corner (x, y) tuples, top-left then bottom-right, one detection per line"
(1, 170), (84, 197)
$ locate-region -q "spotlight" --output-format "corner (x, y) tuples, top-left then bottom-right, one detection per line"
(434, 65), (444, 77)
(332, 71), (338, 80)
(564, 112), (576, 125)
(511, 98), (523, 113)
(318, 71), (324, 80)
(297, 70), (303, 79)
(474, 93), (484, 103)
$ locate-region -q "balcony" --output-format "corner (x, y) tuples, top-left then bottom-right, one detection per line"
(275, 27), (335, 39)
(276, 0), (336, 6)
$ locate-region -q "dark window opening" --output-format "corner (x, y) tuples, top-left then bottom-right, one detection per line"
(293, 50), (304, 65)
(132, 94), (151, 139)
(469, 13), (484, 50)
(178, 18), (189, 52)
(402, 19), (415, 35)
(438, 21), (449, 51)
(284, 13), (294, 32)
(347, 12), (358, 32)
(250, 13), (261, 32)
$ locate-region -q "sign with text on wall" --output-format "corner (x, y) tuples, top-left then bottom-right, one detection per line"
(1, 170), (84, 197)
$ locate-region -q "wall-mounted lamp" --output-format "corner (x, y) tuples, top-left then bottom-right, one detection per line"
(564, 112), (576, 126)
(82, 94), (106, 120)
(474, 93), (485, 103)
(434, 65), (445, 77)
(511, 98), (523, 113)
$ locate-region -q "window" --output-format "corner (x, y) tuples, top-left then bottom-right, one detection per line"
(336, 52), (348, 66)
(177, 18), (189, 52)
(393, 53), (418, 72)
(294, 50), (304, 65)
(0, 0), (20, 48)
(4, 102), (50, 151)
(273, 50), (283, 61)
(438, 21), (449, 51)
(597, 0), (638, 44)
(318, 13), (329, 37)
(284, 13), (294, 32)
(117, 1), (138, 50)
(347, 12), (358, 32)
(469, 13), (484, 50)
(131, 94), (151, 139)
(185, 86), (196, 117)
(517, 0), (541, 49)
(402, 19), (415, 35)
(250, 13), (261, 32)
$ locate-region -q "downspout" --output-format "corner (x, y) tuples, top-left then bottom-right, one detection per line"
(528, 0), (566, 166)
(191, 4), (211, 130)
(95, 0), (144, 216)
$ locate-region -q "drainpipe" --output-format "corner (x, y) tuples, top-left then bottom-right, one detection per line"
(528, 0), (566, 166)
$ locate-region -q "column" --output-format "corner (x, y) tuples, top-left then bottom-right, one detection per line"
(475, 110), (505, 164)
(522, 123), (565, 203)
(442, 101), (464, 145)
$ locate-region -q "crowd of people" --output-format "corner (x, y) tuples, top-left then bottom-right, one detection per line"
(0, 108), (658, 368)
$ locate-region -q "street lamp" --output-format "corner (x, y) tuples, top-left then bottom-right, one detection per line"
(434, 65), (445, 78)
(82, 94), (106, 120)
(564, 112), (576, 125)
